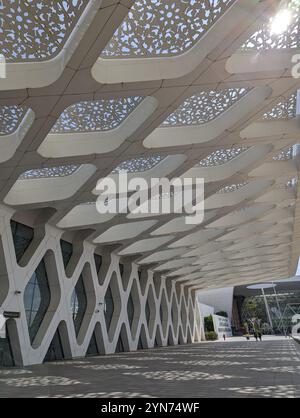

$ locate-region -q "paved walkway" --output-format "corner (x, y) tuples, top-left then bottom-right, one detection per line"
(0, 336), (300, 398)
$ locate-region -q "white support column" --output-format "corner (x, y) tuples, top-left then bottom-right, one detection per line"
(0, 204), (198, 366)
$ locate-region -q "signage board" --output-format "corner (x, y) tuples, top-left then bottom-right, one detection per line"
(212, 314), (232, 339)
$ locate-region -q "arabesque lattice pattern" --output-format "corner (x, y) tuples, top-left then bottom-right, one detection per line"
(197, 147), (249, 167)
(242, 5), (300, 51)
(263, 94), (297, 120)
(0, 106), (27, 136)
(102, 0), (235, 58)
(51, 97), (144, 133)
(162, 89), (249, 127)
(0, 0), (89, 62)
(112, 155), (164, 173)
(273, 147), (294, 161)
(19, 165), (80, 180)
(217, 182), (248, 194)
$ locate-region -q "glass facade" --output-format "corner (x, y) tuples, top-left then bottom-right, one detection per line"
(119, 263), (124, 278)
(137, 336), (143, 350)
(0, 324), (14, 367)
(44, 327), (65, 362)
(160, 305), (164, 324)
(127, 293), (134, 328)
(104, 285), (114, 332)
(115, 335), (124, 353)
(240, 291), (300, 334)
(11, 220), (34, 263)
(86, 331), (99, 356)
(154, 337), (159, 347)
(145, 298), (150, 325)
(60, 239), (88, 337)
(60, 240), (73, 269)
(71, 275), (87, 337)
(180, 305), (187, 328)
(94, 254), (103, 274)
(24, 259), (51, 344)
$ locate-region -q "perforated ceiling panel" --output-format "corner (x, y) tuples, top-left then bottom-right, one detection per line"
(1, 0), (300, 365)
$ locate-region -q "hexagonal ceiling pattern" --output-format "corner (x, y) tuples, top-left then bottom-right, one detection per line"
(1, 0), (300, 293)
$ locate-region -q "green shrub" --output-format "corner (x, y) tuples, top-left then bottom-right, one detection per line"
(205, 331), (218, 341)
(204, 315), (214, 332)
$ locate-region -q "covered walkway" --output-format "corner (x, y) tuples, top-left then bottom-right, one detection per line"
(0, 337), (299, 398)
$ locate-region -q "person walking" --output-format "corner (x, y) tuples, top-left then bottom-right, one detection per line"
(254, 331), (258, 341)
(257, 331), (262, 341)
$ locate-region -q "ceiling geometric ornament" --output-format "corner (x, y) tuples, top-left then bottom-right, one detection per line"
(112, 155), (165, 174)
(101, 0), (235, 58)
(197, 146), (249, 167)
(18, 155), (166, 181)
(241, 13), (300, 50)
(51, 97), (144, 133)
(0, 105), (28, 135)
(162, 88), (250, 127)
(273, 146), (294, 161)
(217, 182), (248, 194)
(0, 0), (89, 62)
(19, 165), (80, 180)
(263, 93), (297, 120)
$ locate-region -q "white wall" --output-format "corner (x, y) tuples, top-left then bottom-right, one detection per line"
(196, 302), (214, 340)
(197, 287), (234, 321)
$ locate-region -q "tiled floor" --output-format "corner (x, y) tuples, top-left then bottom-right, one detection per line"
(0, 336), (300, 398)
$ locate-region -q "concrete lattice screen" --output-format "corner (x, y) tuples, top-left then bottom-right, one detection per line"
(1, 0), (300, 366)
(0, 208), (199, 366)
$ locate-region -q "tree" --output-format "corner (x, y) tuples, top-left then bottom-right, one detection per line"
(244, 299), (258, 318)
(204, 315), (214, 332)
(216, 311), (228, 318)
